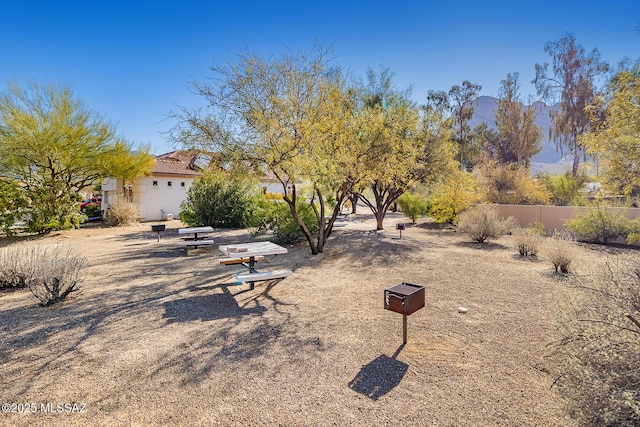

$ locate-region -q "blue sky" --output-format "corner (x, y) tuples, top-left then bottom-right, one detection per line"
(2, 1), (638, 154)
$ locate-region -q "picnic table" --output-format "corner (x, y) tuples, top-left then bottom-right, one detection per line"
(217, 241), (291, 290)
(179, 226), (215, 248)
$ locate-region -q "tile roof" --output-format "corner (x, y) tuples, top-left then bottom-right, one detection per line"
(152, 150), (206, 177)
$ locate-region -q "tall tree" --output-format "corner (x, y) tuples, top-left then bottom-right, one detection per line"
(351, 67), (456, 230)
(171, 45), (355, 254)
(583, 67), (640, 196)
(427, 80), (482, 170)
(0, 81), (153, 233)
(533, 33), (609, 175)
(493, 72), (542, 167)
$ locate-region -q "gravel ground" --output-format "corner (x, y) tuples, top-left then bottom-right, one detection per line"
(0, 212), (618, 426)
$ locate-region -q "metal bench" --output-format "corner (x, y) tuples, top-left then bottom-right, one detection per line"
(180, 239), (216, 248)
(236, 269), (292, 284)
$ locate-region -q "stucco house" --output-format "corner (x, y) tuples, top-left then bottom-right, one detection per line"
(101, 150), (286, 222)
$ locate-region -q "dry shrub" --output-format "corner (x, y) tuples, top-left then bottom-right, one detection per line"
(26, 245), (87, 306)
(0, 244), (86, 305)
(556, 256), (640, 426)
(0, 246), (36, 289)
(512, 227), (544, 257)
(105, 199), (140, 226)
(457, 205), (517, 243)
(543, 230), (577, 274)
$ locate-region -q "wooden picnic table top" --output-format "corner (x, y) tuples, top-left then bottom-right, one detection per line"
(178, 226), (214, 234)
(219, 241), (287, 258)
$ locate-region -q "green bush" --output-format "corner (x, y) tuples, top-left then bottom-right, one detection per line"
(25, 186), (84, 234)
(105, 199), (140, 226)
(0, 179), (29, 236)
(456, 205), (517, 243)
(565, 207), (634, 244)
(250, 199), (319, 244)
(179, 173), (259, 228)
(397, 192), (428, 224)
(538, 172), (586, 206)
(83, 202), (102, 218)
(556, 257), (640, 426)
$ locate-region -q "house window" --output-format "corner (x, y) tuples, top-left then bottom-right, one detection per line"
(167, 181), (172, 188)
(181, 182), (186, 188)
(152, 180), (158, 188)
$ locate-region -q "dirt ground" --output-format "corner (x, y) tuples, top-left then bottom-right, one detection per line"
(0, 212), (628, 426)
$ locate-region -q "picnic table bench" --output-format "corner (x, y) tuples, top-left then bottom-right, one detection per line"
(179, 226), (214, 249)
(218, 242), (291, 289)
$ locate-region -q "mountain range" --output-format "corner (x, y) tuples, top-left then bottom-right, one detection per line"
(468, 96), (573, 174)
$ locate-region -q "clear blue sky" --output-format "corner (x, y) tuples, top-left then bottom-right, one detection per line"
(2, 1), (638, 154)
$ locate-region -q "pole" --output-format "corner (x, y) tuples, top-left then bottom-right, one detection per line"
(403, 314), (407, 344)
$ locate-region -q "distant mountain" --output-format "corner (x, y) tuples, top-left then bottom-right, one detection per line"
(468, 96), (570, 173)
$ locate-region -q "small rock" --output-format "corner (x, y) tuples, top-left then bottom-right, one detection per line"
(458, 306), (468, 314)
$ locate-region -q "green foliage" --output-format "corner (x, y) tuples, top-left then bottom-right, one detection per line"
(179, 172), (259, 228)
(556, 257), (640, 426)
(0, 81), (153, 233)
(0, 179), (28, 236)
(456, 205), (516, 243)
(565, 207), (635, 244)
(83, 202), (102, 218)
(539, 172), (586, 206)
(476, 158), (550, 205)
(428, 170), (479, 224)
(105, 199), (140, 226)
(250, 199), (319, 244)
(397, 192), (428, 224)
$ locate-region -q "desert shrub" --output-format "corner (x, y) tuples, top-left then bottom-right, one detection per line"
(26, 245), (86, 306)
(397, 192), (428, 224)
(565, 207), (634, 244)
(543, 230), (576, 274)
(26, 187), (85, 234)
(476, 159), (551, 205)
(512, 227), (544, 257)
(83, 202), (102, 218)
(179, 172), (259, 228)
(0, 244), (86, 305)
(0, 246), (34, 289)
(249, 199), (319, 244)
(456, 205), (517, 243)
(105, 199), (140, 226)
(555, 257), (640, 426)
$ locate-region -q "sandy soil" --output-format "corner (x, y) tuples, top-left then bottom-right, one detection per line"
(0, 212), (624, 426)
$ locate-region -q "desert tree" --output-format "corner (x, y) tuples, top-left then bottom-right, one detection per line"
(427, 80), (482, 170)
(533, 33), (609, 176)
(350, 67), (456, 230)
(171, 45), (356, 254)
(0, 81), (154, 233)
(583, 66), (640, 197)
(493, 72), (542, 167)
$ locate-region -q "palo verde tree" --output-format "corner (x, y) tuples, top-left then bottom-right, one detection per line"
(0, 81), (154, 233)
(583, 66), (640, 197)
(351, 67), (456, 230)
(493, 72), (542, 167)
(533, 33), (609, 176)
(171, 45), (356, 254)
(427, 80), (482, 170)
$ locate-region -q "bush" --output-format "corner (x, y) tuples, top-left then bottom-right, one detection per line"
(512, 227), (544, 257)
(105, 199), (140, 226)
(0, 244), (86, 305)
(179, 172), (259, 228)
(428, 170), (479, 224)
(556, 257), (640, 426)
(538, 172), (586, 206)
(456, 205), (516, 243)
(543, 230), (576, 274)
(83, 202), (102, 218)
(250, 199), (319, 244)
(565, 207), (634, 244)
(26, 187), (85, 234)
(397, 192), (428, 224)
(0, 179), (29, 236)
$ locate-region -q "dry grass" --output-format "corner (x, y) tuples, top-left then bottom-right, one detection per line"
(0, 212), (627, 426)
